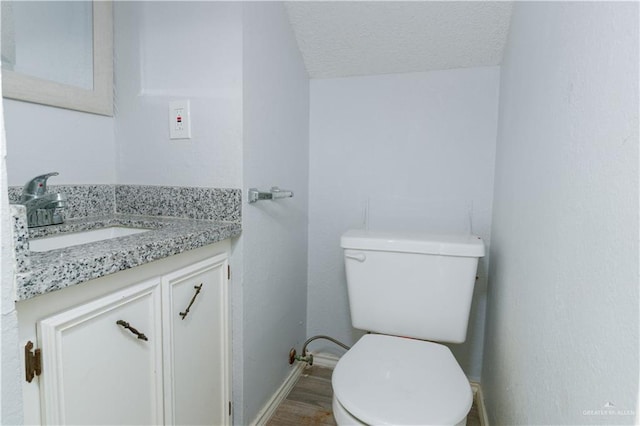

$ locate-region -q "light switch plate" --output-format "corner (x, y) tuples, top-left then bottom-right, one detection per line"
(169, 100), (191, 139)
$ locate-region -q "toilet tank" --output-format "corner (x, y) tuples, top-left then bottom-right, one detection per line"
(341, 230), (485, 344)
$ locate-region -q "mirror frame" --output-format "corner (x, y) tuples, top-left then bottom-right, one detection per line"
(1, 1), (113, 116)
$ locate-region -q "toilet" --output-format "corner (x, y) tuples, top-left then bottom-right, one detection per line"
(332, 229), (485, 426)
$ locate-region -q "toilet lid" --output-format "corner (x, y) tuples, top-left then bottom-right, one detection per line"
(332, 334), (472, 425)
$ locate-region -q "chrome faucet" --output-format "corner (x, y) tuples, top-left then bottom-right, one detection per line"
(20, 172), (67, 227)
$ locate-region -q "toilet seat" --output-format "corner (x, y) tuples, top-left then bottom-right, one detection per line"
(332, 334), (472, 426)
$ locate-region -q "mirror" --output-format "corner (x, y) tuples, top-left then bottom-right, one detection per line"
(1, 1), (113, 116)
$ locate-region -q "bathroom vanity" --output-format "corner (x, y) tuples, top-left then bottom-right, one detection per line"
(18, 242), (231, 425)
(11, 186), (241, 425)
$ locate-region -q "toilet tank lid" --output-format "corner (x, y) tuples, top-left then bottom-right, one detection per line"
(341, 229), (485, 257)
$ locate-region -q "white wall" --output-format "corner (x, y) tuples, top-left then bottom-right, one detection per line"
(114, 1), (243, 188)
(242, 2), (309, 423)
(307, 67), (500, 380)
(4, 100), (115, 186)
(1, 69), (23, 426)
(483, 2), (639, 424)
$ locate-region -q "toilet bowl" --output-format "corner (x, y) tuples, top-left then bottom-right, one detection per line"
(331, 334), (472, 426)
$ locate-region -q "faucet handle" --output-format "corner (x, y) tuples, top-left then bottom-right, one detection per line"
(21, 172), (59, 202)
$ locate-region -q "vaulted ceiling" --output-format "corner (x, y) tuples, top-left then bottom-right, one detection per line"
(285, 1), (513, 79)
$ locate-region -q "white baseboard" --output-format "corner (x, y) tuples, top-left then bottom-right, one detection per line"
(470, 382), (489, 426)
(250, 362), (305, 426)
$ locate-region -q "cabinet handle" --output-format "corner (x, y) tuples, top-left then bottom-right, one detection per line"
(116, 320), (148, 341)
(180, 284), (203, 320)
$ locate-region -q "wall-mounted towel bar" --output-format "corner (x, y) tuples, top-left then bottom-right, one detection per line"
(248, 187), (294, 203)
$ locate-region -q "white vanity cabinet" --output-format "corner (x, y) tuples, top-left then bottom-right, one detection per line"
(38, 279), (164, 425)
(162, 254), (230, 425)
(17, 241), (231, 425)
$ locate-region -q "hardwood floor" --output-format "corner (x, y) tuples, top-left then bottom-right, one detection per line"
(266, 365), (482, 426)
(267, 366), (336, 426)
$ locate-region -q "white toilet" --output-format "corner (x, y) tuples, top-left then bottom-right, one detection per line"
(332, 229), (485, 426)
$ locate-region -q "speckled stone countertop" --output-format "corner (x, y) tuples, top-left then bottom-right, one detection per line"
(14, 213), (241, 301)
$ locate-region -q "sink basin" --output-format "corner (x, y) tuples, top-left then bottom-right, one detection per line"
(29, 227), (150, 252)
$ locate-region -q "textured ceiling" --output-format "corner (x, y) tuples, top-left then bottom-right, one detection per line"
(285, 1), (513, 79)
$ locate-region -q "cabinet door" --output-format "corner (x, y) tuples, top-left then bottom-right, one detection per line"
(162, 254), (230, 425)
(38, 279), (163, 425)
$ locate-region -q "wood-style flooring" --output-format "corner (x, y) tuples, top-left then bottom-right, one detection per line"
(267, 366), (336, 426)
(266, 365), (481, 426)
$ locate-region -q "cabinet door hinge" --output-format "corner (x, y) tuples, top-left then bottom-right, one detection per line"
(25, 341), (42, 383)
(227, 265), (231, 280)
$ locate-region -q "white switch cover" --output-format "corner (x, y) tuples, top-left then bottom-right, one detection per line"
(169, 100), (191, 139)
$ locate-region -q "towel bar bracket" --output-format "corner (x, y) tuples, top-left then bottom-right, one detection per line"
(248, 187), (293, 203)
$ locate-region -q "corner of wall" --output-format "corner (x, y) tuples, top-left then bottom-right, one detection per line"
(1, 71), (24, 425)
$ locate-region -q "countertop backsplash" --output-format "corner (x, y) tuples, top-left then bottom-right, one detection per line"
(8, 184), (241, 222)
(115, 185), (241, 222)
(8, 184), (116, 219)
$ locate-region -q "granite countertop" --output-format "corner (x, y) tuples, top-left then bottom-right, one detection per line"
(14, 212), (241, 301)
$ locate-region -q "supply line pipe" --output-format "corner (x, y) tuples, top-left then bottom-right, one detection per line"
(289, 335), (351, 366)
